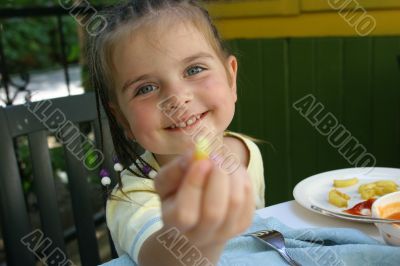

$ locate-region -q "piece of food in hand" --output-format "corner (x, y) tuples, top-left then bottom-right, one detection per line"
(329, 189), (351, 208)
(333, 177), (359, 188)
(194, 138), (209, 160)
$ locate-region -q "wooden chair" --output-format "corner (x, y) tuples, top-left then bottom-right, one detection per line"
(0, 93), (117, 265)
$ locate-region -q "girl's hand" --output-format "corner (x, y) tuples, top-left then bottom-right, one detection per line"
(154, 153), (254, 249)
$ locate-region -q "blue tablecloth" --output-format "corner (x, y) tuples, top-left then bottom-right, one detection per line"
(101, 214), (400, 266)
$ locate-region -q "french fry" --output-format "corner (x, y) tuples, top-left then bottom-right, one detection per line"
(358, 180), (399, 199)
(328, 189), (350, 208)
(374, 180), (398, 188)
(374, 185), (398, 196)
(360, 188), (376, 200)
(358, 183), (376, 193)
(333, 177), (359, 188)
(329, 177), (398, 206)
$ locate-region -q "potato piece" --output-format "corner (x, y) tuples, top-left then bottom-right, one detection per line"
(374, 180), (398, 188)
(360, 188), (376, 200)
(358, 183), (376, 193)
(383, 185), (399, 194)
(333, 177), (359, 188)
(357, 179), (398, 199)
(374, 185), (398, 196)
(340, 190), (351, 200)
(329, 189), (350, 208)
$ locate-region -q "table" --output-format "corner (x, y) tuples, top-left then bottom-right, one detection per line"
(256, 200), (381, 241)
(101, 200), (390, 265)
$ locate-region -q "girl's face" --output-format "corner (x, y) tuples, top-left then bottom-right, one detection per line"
(111, 21), (238, 156)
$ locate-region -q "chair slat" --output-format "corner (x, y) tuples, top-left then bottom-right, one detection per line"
(62, 123), (100, 266)
(28, 130), (66, 256)
(6, 93), (97, 138)
(1, 94), (114, 265)
(0, 109), (36, 266)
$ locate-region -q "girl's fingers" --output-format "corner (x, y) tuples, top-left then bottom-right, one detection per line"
(188, 165), (230, 243)
(155, 150), (193, 200)
(236, 176), (255, 233)
(172, 159), (212, 232)
(242, 177), (255, 230)
(217, 167), (246, 238)
(158, 153), (254, 246)
(201, 165), (230, 229)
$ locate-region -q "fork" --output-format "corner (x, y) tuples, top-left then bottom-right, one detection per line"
(245, 230), (301, 266)
(311, 205), (400, 224)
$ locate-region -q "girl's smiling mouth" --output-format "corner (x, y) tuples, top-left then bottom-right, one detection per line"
(165, 111), (208, 131)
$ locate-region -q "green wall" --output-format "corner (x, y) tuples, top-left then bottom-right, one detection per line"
(227, 37), (400, 206)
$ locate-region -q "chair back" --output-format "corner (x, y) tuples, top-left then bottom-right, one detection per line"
(0, 93), (116, 265)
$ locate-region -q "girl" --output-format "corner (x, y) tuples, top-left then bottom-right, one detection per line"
(87, 0), (265, 265)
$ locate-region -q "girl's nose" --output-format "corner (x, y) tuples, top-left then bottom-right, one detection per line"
(157, 85), (193, 117)
(159, 94), (192, 114)
(159, 83), (193, 108)
(167, 96), (191, 110)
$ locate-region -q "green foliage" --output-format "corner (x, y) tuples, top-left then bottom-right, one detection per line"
(17, 138), (33, 193)
(16, 137), (66, 194)
(1, 0), (120, 80)
(1, 16), (80, 74)
(0, 0), (121, 75)
(5, 0), (117, 7)
(17, 135), (102, 194)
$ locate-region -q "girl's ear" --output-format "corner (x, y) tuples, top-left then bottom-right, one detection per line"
(109, 103), (135, 140)
(227, 55), (238, 102)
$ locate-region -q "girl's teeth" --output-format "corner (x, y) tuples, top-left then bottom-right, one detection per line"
(186, 118), (195, 126)
(171, 113), (203, 129)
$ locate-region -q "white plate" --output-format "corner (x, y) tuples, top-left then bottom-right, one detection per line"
(293, 167), (400, 222)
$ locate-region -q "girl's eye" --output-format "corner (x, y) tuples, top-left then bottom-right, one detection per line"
(136, 84), (158, 96)
(186, 65), (206, 76)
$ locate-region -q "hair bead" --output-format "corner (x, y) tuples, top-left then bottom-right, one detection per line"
(99, 168), (111, 187)
(101, 176), (112, 186)
(114, 163), (124, 172)
(148, 170), (158, 179)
